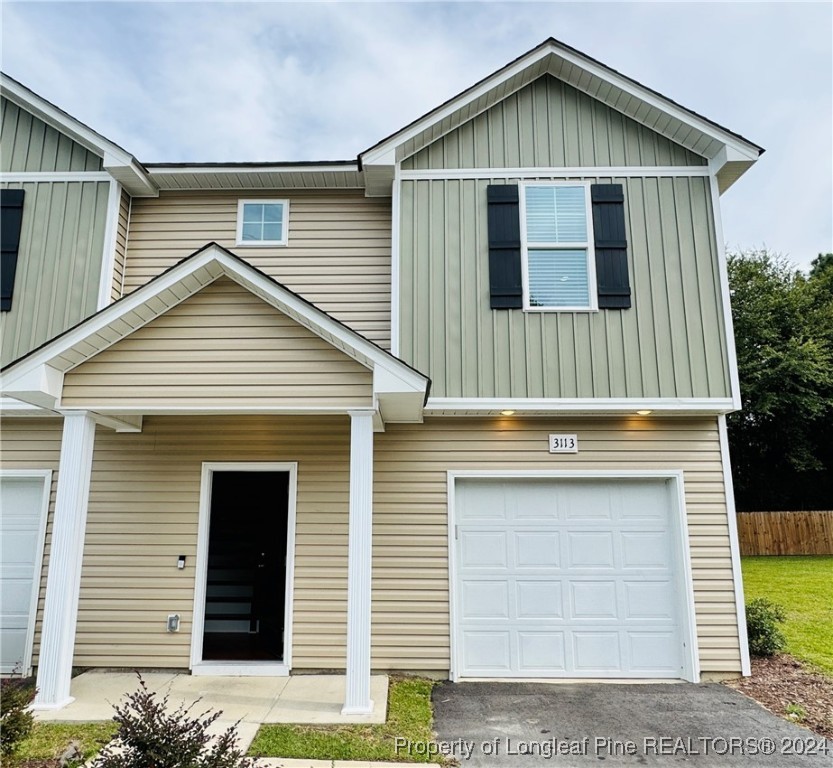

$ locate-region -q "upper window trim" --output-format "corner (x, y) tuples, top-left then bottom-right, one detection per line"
(519, 180), (598, 313)
(235, 199), (289, 247)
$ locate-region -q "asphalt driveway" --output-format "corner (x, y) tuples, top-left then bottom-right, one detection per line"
(429, 682), (832, 766)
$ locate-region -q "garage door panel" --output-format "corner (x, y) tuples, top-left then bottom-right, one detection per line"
(564, 484), (617, 520)
(619, 483), (669, 520)
(621, 531), (671, 568)
(518, 632), (566, 671)
(457, 482), (509, 521)
(567, 531), (615, 568)
(515, 531), (559, 568)
(513, 484), (561, 520)
(573, 631), (622, 671)
(517, 581), (563, 619)
(455, 478), (688, 679)
(462, 581), (509, 619)
(629, 632), (680, 670)
(570, 581), (618, 619)
(460, 531), (507, 568)
(463, 631), (511, 672)
(624, 581), (677, 619)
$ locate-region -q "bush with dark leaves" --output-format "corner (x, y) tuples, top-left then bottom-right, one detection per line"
(91, 674), (253, 768)
(0, 676), (36, 756)
(746, 597), (787, 657)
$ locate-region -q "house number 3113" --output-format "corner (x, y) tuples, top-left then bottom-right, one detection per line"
(549, 434), (578, 453)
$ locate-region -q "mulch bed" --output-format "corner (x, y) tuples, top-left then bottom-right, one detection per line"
(727, 655), (833, 739)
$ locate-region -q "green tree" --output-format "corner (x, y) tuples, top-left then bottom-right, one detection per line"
(727, 249), (833, 509)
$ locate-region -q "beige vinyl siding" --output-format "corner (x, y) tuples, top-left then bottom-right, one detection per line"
(35, 414), (740, 675)
(0, 418), (63, 668)
(0, 181), (109, 366)
(1, 98), (103, 172)
(399, 175), (730, 399)
(61, 277), (373, 408)
(110, 188), (131, 302)
(124, 190), (392, 348)
(402, 76), (707, 170)
(72, 416), (353, 668)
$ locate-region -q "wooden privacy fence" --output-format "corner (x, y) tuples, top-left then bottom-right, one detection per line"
(737, 511), (833, 555)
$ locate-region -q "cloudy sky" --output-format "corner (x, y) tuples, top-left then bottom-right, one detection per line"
(2, 1), (830, 269)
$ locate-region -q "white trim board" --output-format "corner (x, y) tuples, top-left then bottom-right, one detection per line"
(446, 469), (700, 683)
(718, 415), (751, 676)
(424, 397), (735, 414)
(400, 167), (712, 180)
(390, 163), (401, 357)
(709, 174), (742, 410)
(190, 462), (298, 676)
(146, 164), (360, 175)
(97, 181), (122, 310)
(0, 172), (113, 183)
(0, 469), (52, 677)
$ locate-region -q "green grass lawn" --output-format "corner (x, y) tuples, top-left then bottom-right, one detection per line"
(741, 556), (833, 674)
(249, 677), (440, 763)
(11, 721), (118, 764)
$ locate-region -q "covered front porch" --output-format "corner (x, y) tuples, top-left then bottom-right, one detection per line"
(0, 244), (430, 715)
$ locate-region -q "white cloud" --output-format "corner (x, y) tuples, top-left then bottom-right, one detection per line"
(1, 1), (830, 267)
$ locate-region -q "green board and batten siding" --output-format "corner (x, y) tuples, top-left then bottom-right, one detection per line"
(399, 176), (729, 399)
(0, 97), (111, 365)
(1, 98), (103, 173)
(401, 77), (708, 170)
(398, 75), (729, 400)
(0, 181), (110, 365)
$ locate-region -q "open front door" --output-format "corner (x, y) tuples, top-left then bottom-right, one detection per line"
(192, 463), (296, 675)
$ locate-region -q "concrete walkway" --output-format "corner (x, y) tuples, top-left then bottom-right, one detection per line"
(35, 671), (388, 752)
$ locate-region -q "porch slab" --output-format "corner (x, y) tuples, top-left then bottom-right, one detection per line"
(34, 672), (179, 720)
(34, 671), (388, 732)
(264, 674), (388, 724)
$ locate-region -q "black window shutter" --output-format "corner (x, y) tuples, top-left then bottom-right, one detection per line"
(1, 189), (25, 312)
(591, 184), (631, 309)
(487, 184), (522, 309)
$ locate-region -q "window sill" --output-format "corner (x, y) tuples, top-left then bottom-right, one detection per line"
(523, 306), (600, 313)
(234, 241), (288, 248)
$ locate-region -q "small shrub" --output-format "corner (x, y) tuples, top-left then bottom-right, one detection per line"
(91, 674), (253, 768)
(0, 676), (37, 756)
(746, 597), (787, 657)
(785, 703), (806, 722)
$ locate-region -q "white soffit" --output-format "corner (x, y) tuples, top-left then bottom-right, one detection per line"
(145, 164), (363, 191)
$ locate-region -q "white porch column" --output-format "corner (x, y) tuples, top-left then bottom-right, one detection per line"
(342, 411), (374, 715)
(34, 412), (96, 709)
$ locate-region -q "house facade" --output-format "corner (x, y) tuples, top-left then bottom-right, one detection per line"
(0, 39), (763, 713)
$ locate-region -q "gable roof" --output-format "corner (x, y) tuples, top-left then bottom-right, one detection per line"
(1, 72), (157, 196)
(359, 37), (763, 193)
(0, 243), (430, 424)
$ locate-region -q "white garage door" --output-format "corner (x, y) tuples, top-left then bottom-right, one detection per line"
(454, 477), (694, 680)
(0, 474), (50, 675)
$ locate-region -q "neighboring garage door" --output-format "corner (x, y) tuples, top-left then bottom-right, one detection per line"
(453, 476), (695, 680)
(0, 473), (50, 675)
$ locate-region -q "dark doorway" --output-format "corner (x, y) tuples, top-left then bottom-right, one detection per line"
(201, 471), (289, 662)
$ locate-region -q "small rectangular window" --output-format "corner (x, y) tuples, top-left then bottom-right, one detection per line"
(520, 183), (597, 311)
(236, 200), (289, 246)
